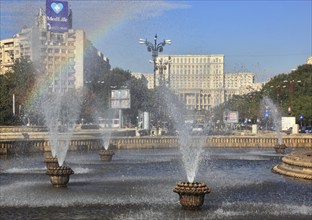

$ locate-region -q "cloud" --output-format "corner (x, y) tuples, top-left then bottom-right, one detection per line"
(71, 1), (190, 32)
(1, 0), (190, 38)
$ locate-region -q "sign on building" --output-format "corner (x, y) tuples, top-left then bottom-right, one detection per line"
(46, 0), (69, 33)
(111, 89), (131, 109)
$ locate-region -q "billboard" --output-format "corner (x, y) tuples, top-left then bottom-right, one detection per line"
(111, 89), (131, 109)
(46, 0), (69, 32)
(223, 111), (239, 123)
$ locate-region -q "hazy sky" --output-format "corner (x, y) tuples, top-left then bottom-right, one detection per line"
(1, 0), (311, 82)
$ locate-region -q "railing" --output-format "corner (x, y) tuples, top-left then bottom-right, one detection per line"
(0, 136), (311, 155)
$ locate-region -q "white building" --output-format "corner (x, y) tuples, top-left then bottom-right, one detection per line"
(134, 54), (263, 110)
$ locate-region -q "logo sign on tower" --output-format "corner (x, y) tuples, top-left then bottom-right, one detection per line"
(46, 0), (69, 32)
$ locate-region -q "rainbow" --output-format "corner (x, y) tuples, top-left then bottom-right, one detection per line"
(84, 2), (134, 46)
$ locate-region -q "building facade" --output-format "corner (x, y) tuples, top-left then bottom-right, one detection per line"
(135, 54), (262, 110)
(0, 8), (110, 92)
(157, 54), (225, 110)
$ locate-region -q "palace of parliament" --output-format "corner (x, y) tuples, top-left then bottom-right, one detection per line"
(133, 54), (263, 111)
(1, 6), (266, 110)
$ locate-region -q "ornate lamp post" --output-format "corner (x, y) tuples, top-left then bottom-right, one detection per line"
(139, 34), (171, 88)
(153, 58), (172, 87)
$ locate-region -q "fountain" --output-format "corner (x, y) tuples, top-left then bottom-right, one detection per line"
(272, 151), (312, 180)
(44, 154), (59, 169)
(1, 148), (312, 219)
(99, 133), (115, 161)
(43, 151), (74, 187)
(40, 88), (81, 187)
(159, 87), (210, 209)
(263, 97), (287, 153)
(46, 166), (74, 188)
(173, 181), (210, 210)
(262, 97), (312, 181)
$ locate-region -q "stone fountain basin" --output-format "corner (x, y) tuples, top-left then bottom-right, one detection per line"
(46, 166), (74, 187)
(1, 148), (312, 219)
(272, 151), (312, 180)
(174, 181), (211, 210)
(44, 155), (59, 169)
(99, 149), (115, 161)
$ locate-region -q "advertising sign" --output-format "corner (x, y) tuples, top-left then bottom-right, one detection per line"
(46, 0), (69, 32)
(111, 89), (131, 109)
(223, 111), (239, 123)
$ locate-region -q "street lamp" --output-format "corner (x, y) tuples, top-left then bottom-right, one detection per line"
(150, 58), (172, 87)
(139, 34), (171, 88)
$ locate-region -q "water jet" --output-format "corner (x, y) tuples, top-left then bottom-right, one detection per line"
(44, 154), (59, 169)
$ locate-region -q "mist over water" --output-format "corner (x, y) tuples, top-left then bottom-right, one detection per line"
(41, 94), (61, 158)
(263, 96), (282, 144)
(102, 135), (110, 150)
(41, 91), (81, 166)
(161, 87), (205, 183)
(97, 110), (117, 150)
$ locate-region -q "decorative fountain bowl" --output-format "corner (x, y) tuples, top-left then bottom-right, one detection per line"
(46, 166), (74, 188)
(272, 151), (312, 180)
(44, 155), (59, 169)
(99, 149), (115, 161)
(173, 181), (211, 210)
(274, 143), (287, 154)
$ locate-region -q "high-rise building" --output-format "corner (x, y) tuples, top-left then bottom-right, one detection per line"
(0, 6), (110, 92)
(0, 38), (16, 74)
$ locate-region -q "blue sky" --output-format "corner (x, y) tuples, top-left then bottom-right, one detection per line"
(1, 0), (311, 82)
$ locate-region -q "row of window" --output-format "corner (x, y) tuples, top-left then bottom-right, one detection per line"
(170, 69), (222, 75)
(170, 57), (223, 64)
(172, 64), (222, 69)
(45, 48), (74, 54)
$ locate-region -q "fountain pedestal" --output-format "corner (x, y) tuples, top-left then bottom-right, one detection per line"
(99, 149), (115, 161)
(272, 151), (312, 180)
(44, 155), (59, 169)
(46, 166), (74, 187)
(274, 144), (287, 154)
(173, 181), (210, 210)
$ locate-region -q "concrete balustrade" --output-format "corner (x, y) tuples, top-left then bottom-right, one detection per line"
(0, 135), (311, 155)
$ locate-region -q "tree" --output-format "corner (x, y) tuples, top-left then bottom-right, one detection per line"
(0, 58), (37, 125)
(262, 64), (312, 125)
(0, 75), (15, 124)
(81, 67), (150, 126)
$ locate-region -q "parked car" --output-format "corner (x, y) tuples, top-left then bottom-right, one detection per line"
(192, 124), (204, 135)
(299, 126), (306, 133)
(305, 126), (312, 134)
(138, 129), (149, 136)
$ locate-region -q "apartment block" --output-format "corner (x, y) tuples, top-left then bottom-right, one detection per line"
(0, 8), (110, 92)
